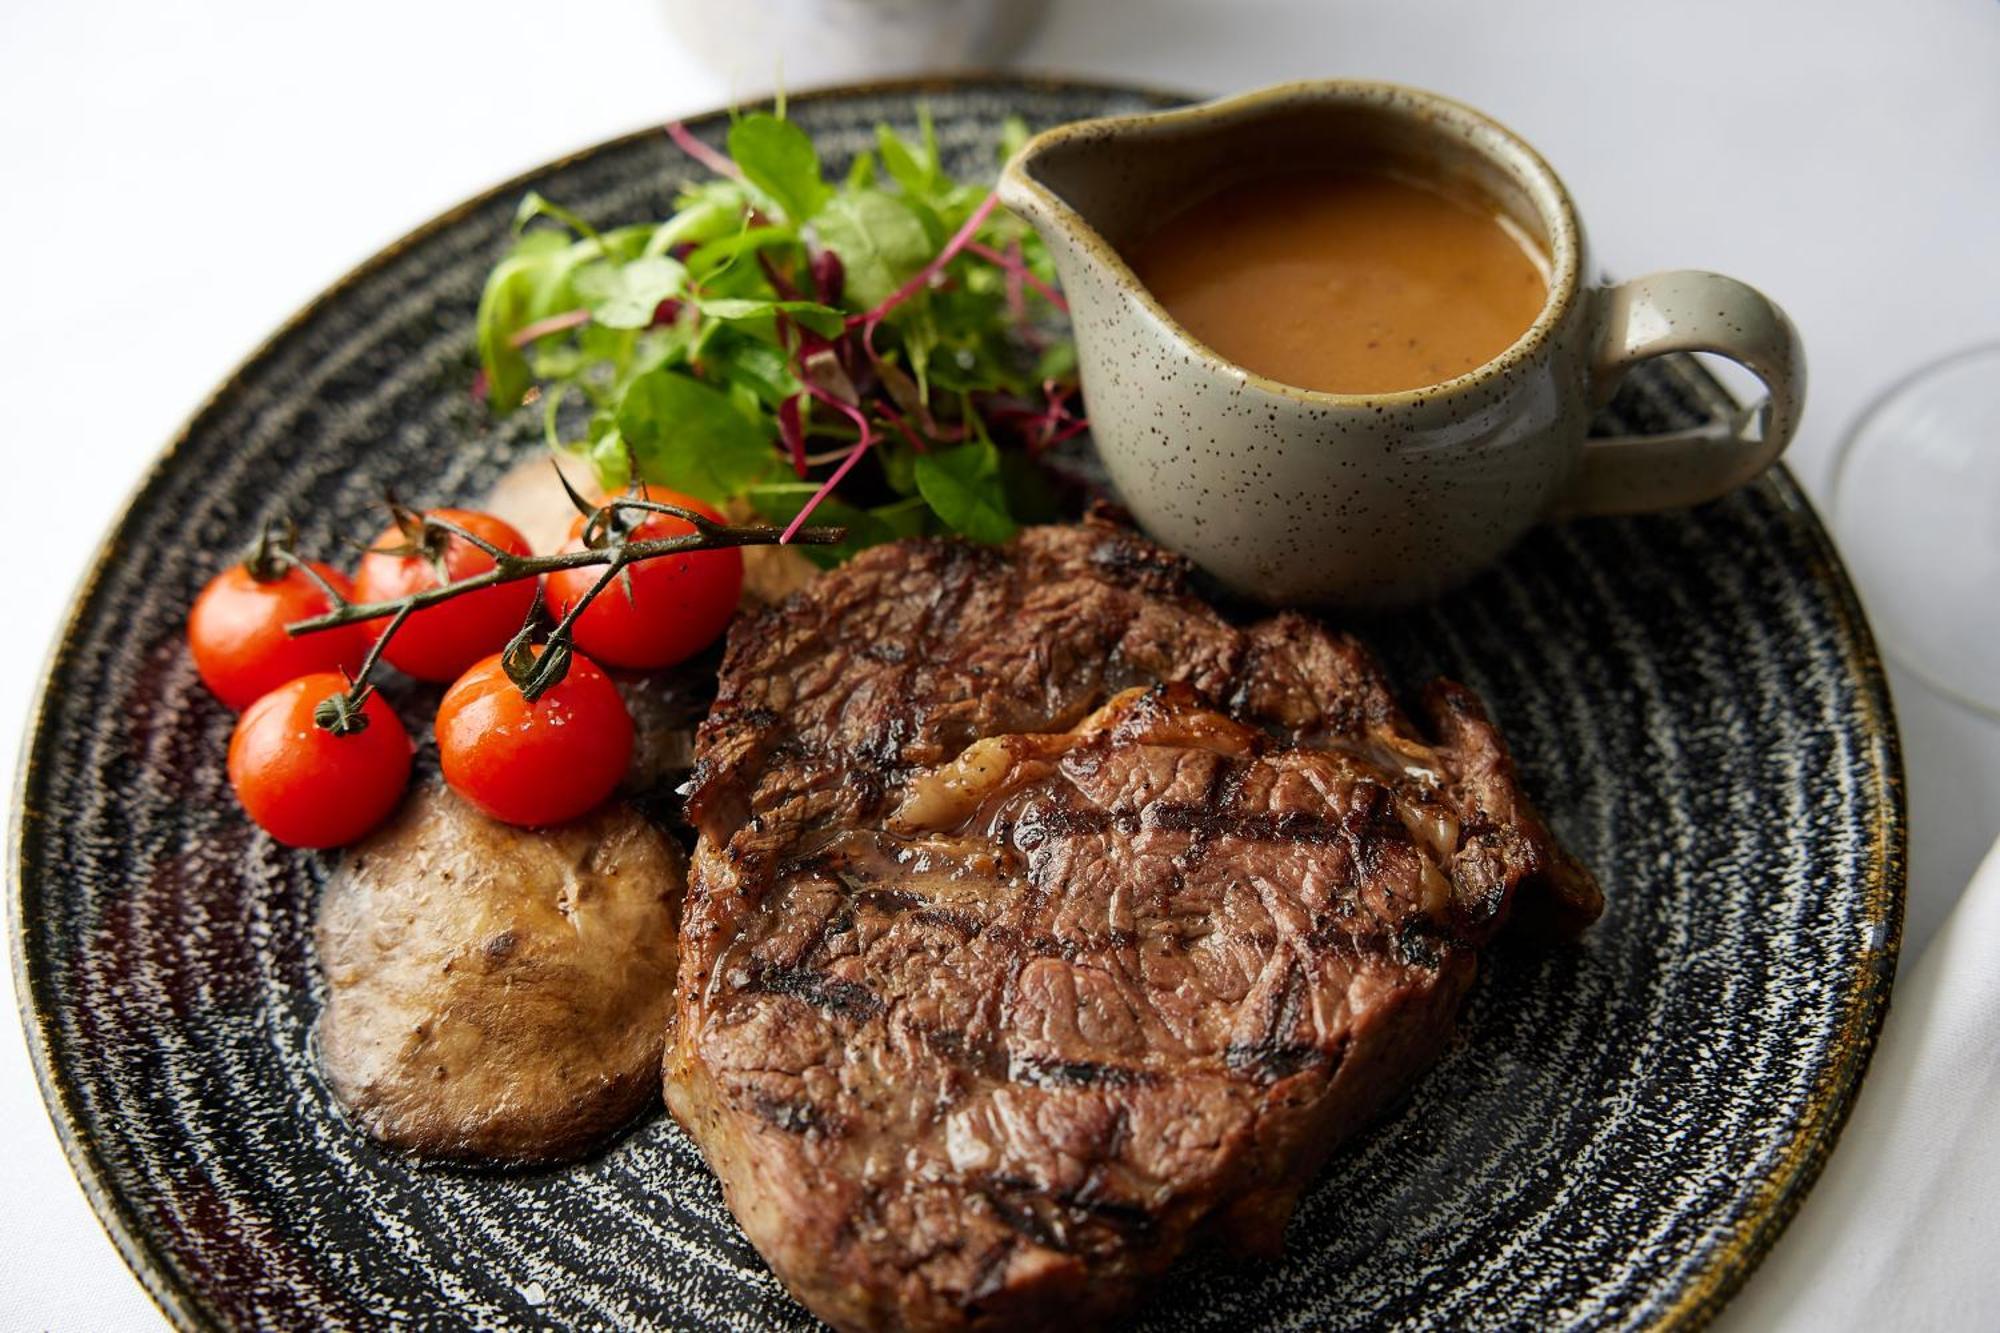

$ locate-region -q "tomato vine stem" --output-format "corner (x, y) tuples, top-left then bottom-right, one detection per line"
(284, 500), (840, 638)
(274, 495), (842, 714)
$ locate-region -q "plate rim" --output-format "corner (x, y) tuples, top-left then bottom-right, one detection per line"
(6, 72), (1905, 1333)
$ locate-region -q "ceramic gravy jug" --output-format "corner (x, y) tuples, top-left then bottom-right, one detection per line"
(998, 81), (1805, 606)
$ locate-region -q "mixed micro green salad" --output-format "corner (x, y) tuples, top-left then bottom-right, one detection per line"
(475, 106), (1082, 563)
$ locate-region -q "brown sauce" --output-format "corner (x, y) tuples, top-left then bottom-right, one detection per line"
(1129, 169), (1549, 394)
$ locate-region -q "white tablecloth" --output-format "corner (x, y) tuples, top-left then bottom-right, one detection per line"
(3, 1), (1997, 1327)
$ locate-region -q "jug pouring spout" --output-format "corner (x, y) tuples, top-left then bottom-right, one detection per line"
(996, 95), (1266, 350)
(994, 122), (1143, 326)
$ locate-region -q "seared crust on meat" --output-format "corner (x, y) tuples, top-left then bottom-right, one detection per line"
(667, 518), (1599, 1330)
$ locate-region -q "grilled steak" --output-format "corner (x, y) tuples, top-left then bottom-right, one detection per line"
(666, 518), (1599, 1331)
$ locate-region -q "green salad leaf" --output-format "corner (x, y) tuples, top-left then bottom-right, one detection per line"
(915, 439), (1017, 544)
(617, 369), (773, 503)
(574, 255), (687, 329)
(694, 296), (844, 337)
(728, 113), (832, 223)
(811, 189), (933, 309)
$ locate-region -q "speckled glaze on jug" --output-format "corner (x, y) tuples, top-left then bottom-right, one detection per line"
(1000, 81), (1806, 606)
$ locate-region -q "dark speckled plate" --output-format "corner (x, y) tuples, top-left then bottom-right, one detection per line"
(9, 77), (1902, 1331)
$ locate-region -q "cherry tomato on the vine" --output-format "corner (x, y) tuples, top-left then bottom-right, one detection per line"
(187, 561), (367, 710)
(435, 647), (632, 827)
(227, 673), (413, 848)
(352, 507), (537, 682)
(545, 486), (743, 670)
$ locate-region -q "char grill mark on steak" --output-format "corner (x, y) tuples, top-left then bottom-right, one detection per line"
(666, 519), (1601, 1333)
(748, 960), (885, 1021)
(1009, 1056), (1160, 1090)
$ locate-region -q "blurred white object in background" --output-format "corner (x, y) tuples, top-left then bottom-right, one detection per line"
(1827, 341), (2000, 958)
(662, 0), (1051, 91)
(1829, 343), (2000, 719)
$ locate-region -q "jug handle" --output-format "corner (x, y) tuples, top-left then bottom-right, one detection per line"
(1555, 271), (1805, 517)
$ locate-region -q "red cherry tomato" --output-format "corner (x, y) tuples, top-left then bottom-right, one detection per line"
(187, 561), (367, 710)
(227, 673), (413, 848)
(352, 507), (536, 682)
(435, 648), (633, 827)
(545, 486), (743, 670)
